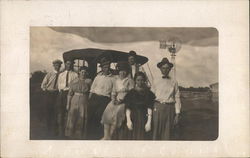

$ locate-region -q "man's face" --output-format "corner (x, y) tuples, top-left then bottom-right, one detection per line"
(128, 56), (136, 65)
(160, 64), (171, 76)
(53, 63), (61, 72)
(101, 64), (110, 74)
(65, 61), (73, 71)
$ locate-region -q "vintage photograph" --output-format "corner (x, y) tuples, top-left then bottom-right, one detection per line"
(30, 27), (218, 141)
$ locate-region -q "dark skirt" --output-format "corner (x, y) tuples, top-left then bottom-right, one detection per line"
(55, 90), (69, 137)
(87, 93), (111, 140)
(120, 108), (152, 140)
(152, 102), (175, 140)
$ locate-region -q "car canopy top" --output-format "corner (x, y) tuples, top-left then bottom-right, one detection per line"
(63, 48), (148, 65)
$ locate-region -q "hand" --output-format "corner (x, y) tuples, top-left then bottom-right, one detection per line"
(66, 104), (70, 111)
(174, 114), (180, 125)
(127, 120), (133, 130)
(145, 121), (151, 132)
(42, 88), (47, 91)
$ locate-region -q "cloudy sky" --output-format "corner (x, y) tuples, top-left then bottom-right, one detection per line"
(30, 27), (218, 87)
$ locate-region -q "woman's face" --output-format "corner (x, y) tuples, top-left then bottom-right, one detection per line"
(135, 75), (145, 88)
(119, 70), (127, 79)
(79, 69), (87, 78)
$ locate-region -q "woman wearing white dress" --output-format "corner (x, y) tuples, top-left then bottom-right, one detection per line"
(101, 62), (134, 140)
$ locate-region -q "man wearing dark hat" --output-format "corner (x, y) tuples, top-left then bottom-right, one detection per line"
(41, 59), (62, 137)
(87, 58), (116, 139)
(56, 60), (78, 138)
(127, 50), (144, 79)
(152, 57), (181, 140)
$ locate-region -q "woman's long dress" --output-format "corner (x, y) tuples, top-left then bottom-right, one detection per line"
(101, 76), (134, 128)
(123, 88), (155, 140)
(65, 78), (92, 139)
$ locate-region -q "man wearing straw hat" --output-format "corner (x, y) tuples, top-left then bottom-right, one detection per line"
(41, 59), (62, 138)
(152, 57), (181, 140)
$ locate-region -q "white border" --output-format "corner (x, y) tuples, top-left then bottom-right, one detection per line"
(1, 0), (249, 157)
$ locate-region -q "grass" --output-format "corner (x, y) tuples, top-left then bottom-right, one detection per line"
(30, 90), (218, 140)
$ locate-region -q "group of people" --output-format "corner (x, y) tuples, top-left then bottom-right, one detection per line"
(41, 50), (181, 140)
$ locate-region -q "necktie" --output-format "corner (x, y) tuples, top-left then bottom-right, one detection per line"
(53, 72), (59, 89)
(65, 71), (69, 87)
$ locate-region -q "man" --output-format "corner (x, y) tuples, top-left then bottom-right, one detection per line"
(127, 50), (144, 79)
(152, 57), (181, 140)
(87, 58), (115, 140)
(56, 60), (78, 138)
(41, 59), (62, 137)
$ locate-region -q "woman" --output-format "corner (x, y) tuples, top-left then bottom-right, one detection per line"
(65, 66), (92, 139)
(101, 62), (134, 140)
(124, 72), (155, 140)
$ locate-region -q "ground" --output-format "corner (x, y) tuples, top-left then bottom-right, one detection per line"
(30, 89), (218, 140)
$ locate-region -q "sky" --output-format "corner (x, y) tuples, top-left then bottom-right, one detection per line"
(30, 27), (218, 87)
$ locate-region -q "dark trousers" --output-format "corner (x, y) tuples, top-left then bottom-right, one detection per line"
(56, 90), (69, 138)
(43, 91), (59, 137)
(87, 93), (111, 140)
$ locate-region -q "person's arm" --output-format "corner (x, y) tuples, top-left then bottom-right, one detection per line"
(174, 82), (181, 125)
(66, 88), (74, 111)
(89, 76), (98, 99)
(111, 79), (118, 104)
(126, 109), (133, 130)
(41, 74), (49, 91)
(145, 108), (152, 132)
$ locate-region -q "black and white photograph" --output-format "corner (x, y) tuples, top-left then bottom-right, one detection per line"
(1, 1), (249, 157)
(30, 27), (218, 141)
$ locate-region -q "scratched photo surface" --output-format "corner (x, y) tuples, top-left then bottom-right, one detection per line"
(30, 27), (218, 140)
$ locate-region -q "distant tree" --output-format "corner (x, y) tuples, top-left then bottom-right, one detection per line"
(30, 70), (47, 84)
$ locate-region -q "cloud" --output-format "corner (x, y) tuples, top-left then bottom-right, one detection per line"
(30, 27), (218, 87)
(50, 27), (218, 47)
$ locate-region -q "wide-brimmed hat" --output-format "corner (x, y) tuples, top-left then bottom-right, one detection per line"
(157, 57), (173, 68)
(52, 59), (63, 65)
(116, 61), (130, 72)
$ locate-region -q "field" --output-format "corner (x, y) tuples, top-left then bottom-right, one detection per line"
(30, 89), (218, 140)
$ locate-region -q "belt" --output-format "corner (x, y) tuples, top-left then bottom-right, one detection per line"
(59, 90), (69, 94)
(93, 93), (110, 98)
(155, 100), (174, 105)
(74, 92), (87, 96)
